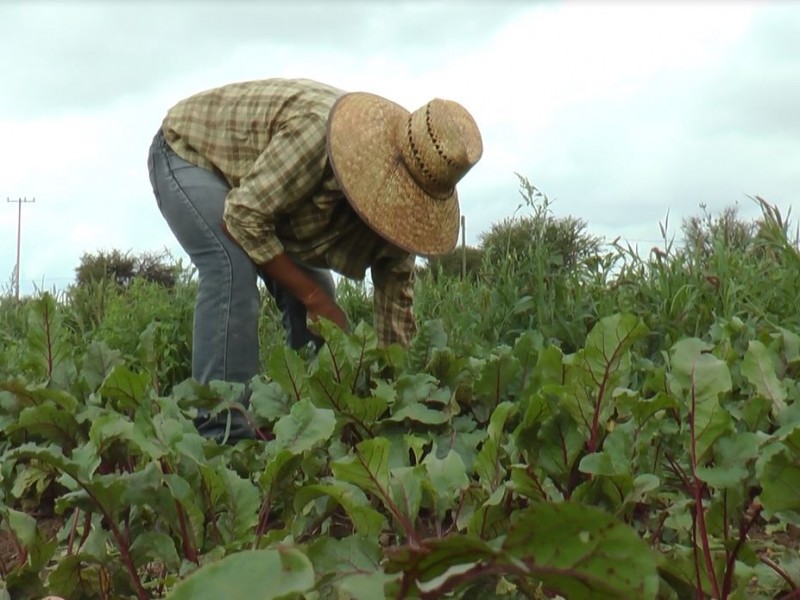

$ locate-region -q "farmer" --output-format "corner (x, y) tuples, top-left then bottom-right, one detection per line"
(147, 78), (483, 441)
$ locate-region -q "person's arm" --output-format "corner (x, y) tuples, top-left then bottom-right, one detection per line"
(221, 222), (347, 328)
(220, 115), (347, 328)
(371, 253), (417, 347)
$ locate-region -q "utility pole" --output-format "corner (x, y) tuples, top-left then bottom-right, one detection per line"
(6, 197), (35, 301)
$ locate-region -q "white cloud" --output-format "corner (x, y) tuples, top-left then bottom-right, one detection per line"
(0, 0), (797, 296)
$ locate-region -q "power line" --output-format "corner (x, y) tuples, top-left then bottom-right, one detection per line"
(6, 197), (35, 301)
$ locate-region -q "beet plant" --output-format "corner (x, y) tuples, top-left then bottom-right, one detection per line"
(1, 294), (798, 599)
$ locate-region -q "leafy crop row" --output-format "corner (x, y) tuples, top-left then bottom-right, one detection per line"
(1, 292), (798, 599)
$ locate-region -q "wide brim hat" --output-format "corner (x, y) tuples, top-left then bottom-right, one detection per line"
(326, 92), (483, 256)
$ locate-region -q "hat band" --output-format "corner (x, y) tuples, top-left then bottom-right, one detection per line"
(405, 109), (455, 200)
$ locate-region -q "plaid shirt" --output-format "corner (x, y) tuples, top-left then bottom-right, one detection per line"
(161, 78), (416, 346)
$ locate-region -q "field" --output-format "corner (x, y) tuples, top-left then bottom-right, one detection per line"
(1, 182), (799, 599)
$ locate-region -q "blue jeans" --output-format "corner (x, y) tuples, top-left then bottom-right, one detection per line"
(147, 129), (335, 386)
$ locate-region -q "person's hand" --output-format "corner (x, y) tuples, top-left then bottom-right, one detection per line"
(303, 288), (348, 331)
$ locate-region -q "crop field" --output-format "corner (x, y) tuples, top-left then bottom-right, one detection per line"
(1, 183), (799, 599)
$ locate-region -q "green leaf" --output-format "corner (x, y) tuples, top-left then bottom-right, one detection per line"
(468, 488), (510, 539)
(669, 338), (713, 388)
(536, 411), (584, 479)
(86, 409), (166, 461)
(259, 449), (304, 496)
(332, 438), (391, 500)
(427, 346), (468, 390)
(249, 379), (292, 422)
(56, 474), (129, 520)
(617, 390), (678, 426)
(393, 373), (451, 410)
(473, 348), (521, 416)
(336, 321), (381, 392)
(8, 442), (92, 485)
(623, 474), (661, 508)
(695, 432), (761, 489)
(406, 319), (448, 371)
(3, 509), (37, 547)
(80, 340), (124, 392)
(579, 420), (634, 478)
(512, 330), (544, 391)
(503, 502), (660, 599)
(46, 554), (104, 599)
(388, 402), (451, 425)
(532, 345), (564, 388)
(165, 547), (315, 600)
(742, 340), (787, 415)
(219, 468), (261, 541)
(422, 448), (470, 516)
(757, 444), (800, 515)
(474, 437), (505, 492)
(273, 398), (335, 454)
(561, 314), (647, 439)
(307, 535), (395, 599)
(163, 472), (193, 504)
(338, 572), (398, 599)
(10, 403), (80, 447)
(384, 535), (499, 582)
(345, 392), (388, 425)
(24, 293), (74, 386)
(487, 401), (517, 441)
(307, 533), (381, 573)
(389, 466), (424, 525)
(79, 516), (111, 562)
(776, 326), (800, 363)
(692, 360), (734, 459)
(670, 341), (734, 461)
(198, 463), (260, 542)
(99, 365), (151, 410)
(509, 466), (549, 501)
(295, 481), (386, 536)
(130, 531), (181, 571)
(9, 460), (51, 505)
(433, 417), (486, 473)
(267, 345), (308, 401)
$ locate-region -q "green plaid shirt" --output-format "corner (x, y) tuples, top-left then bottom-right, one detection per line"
(161, 78), (416, 346)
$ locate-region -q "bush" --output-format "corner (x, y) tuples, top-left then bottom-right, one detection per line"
(479, 176), (603, 273)
(74, 249), (180, 288)
(418, 245), (485, 282)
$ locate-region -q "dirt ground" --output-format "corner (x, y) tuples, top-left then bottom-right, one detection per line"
(0, 515), (63, 576)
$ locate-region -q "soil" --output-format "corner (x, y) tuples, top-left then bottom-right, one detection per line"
(750, 523), (800, 552)
(0, 515), (63, 576)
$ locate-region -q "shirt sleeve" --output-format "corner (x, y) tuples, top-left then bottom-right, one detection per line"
(371, 253), (417, 347)
(222, 115), (329, 265)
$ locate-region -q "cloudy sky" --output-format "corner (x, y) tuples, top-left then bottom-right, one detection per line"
(1, 1), (798, 296)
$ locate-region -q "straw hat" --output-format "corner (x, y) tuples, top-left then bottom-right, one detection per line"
(327, 93), (483, 256)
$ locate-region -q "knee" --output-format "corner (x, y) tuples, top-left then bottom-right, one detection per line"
(198, 256), (259, 308)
